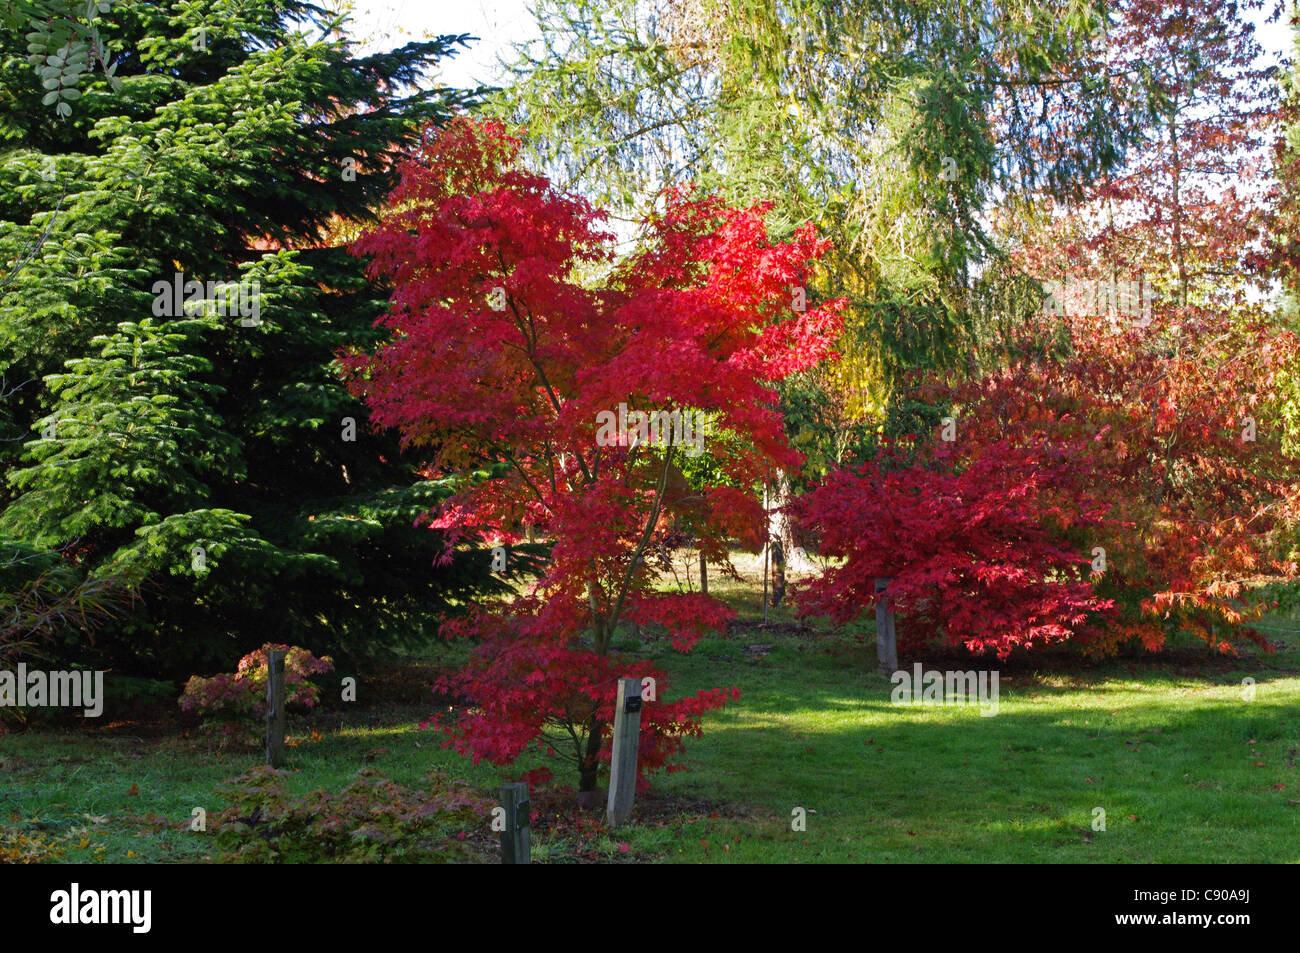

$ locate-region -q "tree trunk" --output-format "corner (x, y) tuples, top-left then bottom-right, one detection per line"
(769, 538), (785, 607)
(579, 712), (602, 794)
(769, 468), (812, 573)
(1169, 102), (1188, 307)
(579, 610), (608, 794)
(699, 549), (708, 595)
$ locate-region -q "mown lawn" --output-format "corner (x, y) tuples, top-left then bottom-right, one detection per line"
(649, 635), (1300, 862)
(4, 554), (1299, 863)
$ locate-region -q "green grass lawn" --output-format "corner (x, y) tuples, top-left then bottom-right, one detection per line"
(647, 636), (1300, 862)
(4, 554), (1299, 863)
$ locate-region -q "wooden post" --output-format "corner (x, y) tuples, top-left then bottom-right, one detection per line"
(762, 483), (769, 624)
(499, 782), (530, 864)
(266, 648), (286, 767)
(606, 677), (642, 827)
(875, 578), (897, 671)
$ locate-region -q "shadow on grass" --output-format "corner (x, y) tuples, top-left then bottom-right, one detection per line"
(646, 641), (1300, 862)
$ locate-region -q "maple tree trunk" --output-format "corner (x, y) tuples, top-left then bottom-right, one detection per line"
(579, 710), (602, 793)
(578, 611), (609, 795)
(699, 549), (708, 595)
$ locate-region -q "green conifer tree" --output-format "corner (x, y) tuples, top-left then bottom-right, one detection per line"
(0, 1), (537, 676)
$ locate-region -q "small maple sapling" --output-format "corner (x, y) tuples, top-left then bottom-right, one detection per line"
(344, 118), (845, 792)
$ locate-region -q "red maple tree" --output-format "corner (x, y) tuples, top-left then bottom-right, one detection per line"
(840, 0), (1300, 659)
(797, 303), (1300, 659)
(929, 306), (1300, 657)
(792, 430), (1118, 658)
(343, 117), (845, 791)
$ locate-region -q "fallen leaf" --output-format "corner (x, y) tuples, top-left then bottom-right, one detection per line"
(126, 783), (139, 797)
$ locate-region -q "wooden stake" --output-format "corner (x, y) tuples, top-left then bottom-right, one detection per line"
(266, 648), (286, 767)
(606, 677), (642, 827)
(499, 782), (530, 864)
(762, 483), (769, 624)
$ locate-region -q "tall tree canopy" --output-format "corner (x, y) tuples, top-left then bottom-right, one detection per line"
(494, 0), (1140, 410)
